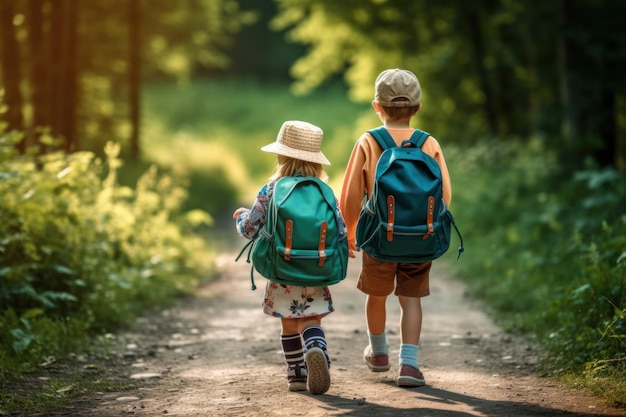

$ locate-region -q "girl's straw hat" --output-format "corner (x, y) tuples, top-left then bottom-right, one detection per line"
(261, 121), (331, 165)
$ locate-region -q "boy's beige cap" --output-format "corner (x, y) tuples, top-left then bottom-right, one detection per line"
(374, 68), (421, 107)
(261, 120), (330, 166)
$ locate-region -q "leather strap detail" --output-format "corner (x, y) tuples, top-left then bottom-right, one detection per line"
(387, 195), (395, 242)
(284, 219), (293, 260)
(318, 221), (328, 267)
(423, 196), (435, 240)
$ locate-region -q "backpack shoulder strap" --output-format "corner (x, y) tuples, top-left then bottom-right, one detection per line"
(312, 177), (339, 207)
(367, 126), (397, 150)
(276, 176), (336, 207)
(404, 128), (430, 148)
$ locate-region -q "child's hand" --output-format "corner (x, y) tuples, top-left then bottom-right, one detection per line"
(349, 249), (356, 258)
(232, 207), (247, 219)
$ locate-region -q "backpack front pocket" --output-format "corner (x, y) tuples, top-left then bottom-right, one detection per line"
(274, 247), (340, 283)
(374, 222), (445, 259)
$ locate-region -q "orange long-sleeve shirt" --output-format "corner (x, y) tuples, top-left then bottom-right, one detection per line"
(339, 127), (452, 251)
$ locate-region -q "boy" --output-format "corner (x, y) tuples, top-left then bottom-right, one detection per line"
(340, 69), (451, 387)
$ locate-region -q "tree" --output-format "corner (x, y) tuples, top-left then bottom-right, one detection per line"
(0, 0), (25, 151)
(557, 0), (625, 171)
(128, 0), (141, 161)
(49, 0), (78, 152)
(272, 0), (626, 171)
(0, 0), (254, 157)
(26, 0), (48, 155)
(225, 0), (306, 81)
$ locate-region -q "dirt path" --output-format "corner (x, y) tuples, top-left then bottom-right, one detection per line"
(43, 251), (624, 416)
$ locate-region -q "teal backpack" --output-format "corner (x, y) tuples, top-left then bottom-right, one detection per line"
(356, 127), (464, 263)
(237, 176), (349, 289)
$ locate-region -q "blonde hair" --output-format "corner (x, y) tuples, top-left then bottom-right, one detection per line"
(269, 155), (328, 182)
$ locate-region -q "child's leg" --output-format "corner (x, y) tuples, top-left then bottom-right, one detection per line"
(398, 295), (422, 346)
(358, 253), (395, 370)
(366, 294), (388, 353)
(299, 317), (328, 365)
(397, 295), (425, 387)
(362, 294), (391, 372)
(280, 318), (306, 391)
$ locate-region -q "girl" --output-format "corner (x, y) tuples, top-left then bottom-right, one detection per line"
(233, 120), (346, 395)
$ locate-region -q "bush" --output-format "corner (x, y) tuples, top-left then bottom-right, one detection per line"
(447, 138), (626, 394)
(0, 132), (214, 381)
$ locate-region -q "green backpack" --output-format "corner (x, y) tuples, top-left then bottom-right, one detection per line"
(237, 176), (349, 290)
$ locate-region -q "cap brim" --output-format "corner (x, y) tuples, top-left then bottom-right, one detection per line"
(374, 98), (415, 107)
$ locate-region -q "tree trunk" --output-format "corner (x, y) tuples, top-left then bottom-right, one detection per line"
(48, 0), (64, 141)
(555, 0), (583, 172)
(129, 0), (142, 161)
(61, 0), (78, 152)
(0, 0), (25, 152)
(588, 5), (620, 169)
(592, 90), (616, 168)
(47, 0), (78, 153)
(27, 0), (47, 149)
(559, 0), (620, 170)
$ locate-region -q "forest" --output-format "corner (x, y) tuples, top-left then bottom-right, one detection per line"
(2, 0), (625, 168)
(1, 0), (625, 411)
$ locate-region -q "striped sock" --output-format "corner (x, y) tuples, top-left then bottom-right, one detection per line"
(302, 325), (330, 366)
(399, 343), (419, 369)
(281, 334), (305, 370)
(368, 331), (388, 355)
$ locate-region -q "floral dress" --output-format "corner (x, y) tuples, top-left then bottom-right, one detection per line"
(235, 179), (347, 319)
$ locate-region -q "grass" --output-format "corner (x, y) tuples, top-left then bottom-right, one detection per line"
(0, 374), (134, 415)
(563, 365), (626, 409)
(443, 139), (626, 407)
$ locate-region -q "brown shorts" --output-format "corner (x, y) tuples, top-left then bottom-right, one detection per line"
(357, 252), (431, 298)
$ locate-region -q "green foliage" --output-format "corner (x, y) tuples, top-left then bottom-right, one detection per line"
(447, 138), (626, 394)
(228, 0), (306, 80)
(271, 0), (535, 138)
(272, 0), (626, 171)
(140, 0), (258, 79)
(0, 132), (213, 382)
(139, 78), (369, 214)
(1, 0), (256, 157)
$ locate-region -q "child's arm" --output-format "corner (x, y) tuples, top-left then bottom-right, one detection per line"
(340, 134), (373, 253)
(333, 198), (348, 235)
(233, 183), (273, 240)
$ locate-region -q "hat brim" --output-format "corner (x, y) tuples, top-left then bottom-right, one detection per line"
(261, 142), (331, 166)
